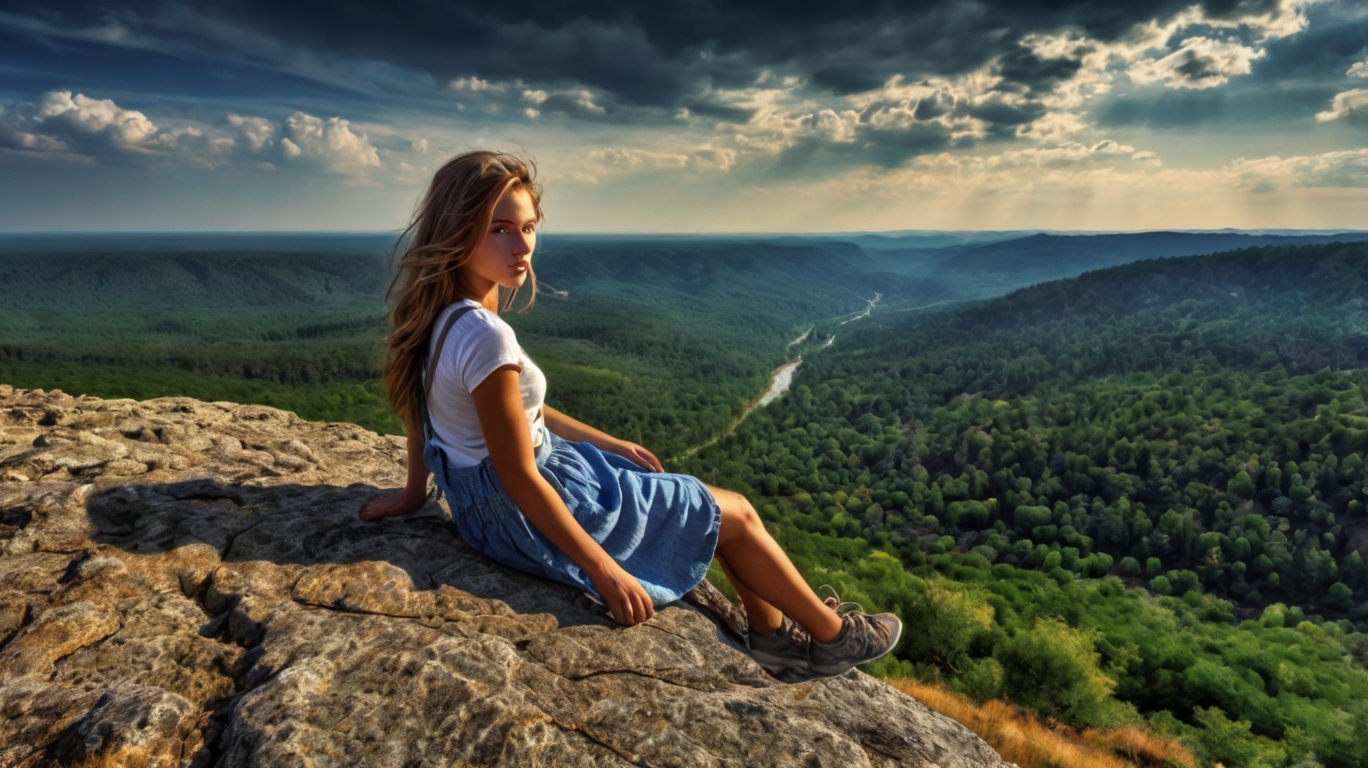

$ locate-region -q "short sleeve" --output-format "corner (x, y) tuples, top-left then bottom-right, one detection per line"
(451, 311), (523, 393)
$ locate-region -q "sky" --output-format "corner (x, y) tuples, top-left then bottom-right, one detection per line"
(0, 0), (1365, 233)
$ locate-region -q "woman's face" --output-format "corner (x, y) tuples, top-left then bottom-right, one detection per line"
(463, 186), (538, 298)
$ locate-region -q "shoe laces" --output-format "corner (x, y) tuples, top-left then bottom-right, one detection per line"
(817, 584), (864, 616)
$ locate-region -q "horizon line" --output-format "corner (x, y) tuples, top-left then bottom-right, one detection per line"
(3, 227), (1367, 237)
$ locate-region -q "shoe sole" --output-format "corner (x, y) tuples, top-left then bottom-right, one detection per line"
(748, 648), (811, 675)
(808, 619), (903, 677)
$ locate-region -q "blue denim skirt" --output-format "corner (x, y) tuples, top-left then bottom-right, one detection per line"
(424, 426), (722, 606)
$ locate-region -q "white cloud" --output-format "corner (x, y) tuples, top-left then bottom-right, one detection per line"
(690, 1), (1325, 169)
(0, 90), (237, 167)
(1230, 149), (1368, 189)
(1005, 1), (1328, 140)
(1226, 0), (1326, 41)
(555, 88), (607, 116)
(280, 112), (381, 176)
(1132, 150), (1163, 167)
(0, 104), (68, 153)
(0, 92), (399, 178)
(704, 72), (988, 162)
(1315, 88), (1368, 123)
(227, 113), (275, 151)
(35, 91), (162, 150)
(447, 77), (611, 119)
(0, 11), (143, 50)
(581, 145), (737, 177)
(700, 143), (1362, 234)
(1128, 37), (1265, 90)
(1015, 111), (1092, 143)
(1348, 57), (1368, 79)
(449, 77), (502, 93)
(922, 140), (1141, 172)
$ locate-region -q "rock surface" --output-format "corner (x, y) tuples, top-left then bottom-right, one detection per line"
(0, 384), (1013, 767)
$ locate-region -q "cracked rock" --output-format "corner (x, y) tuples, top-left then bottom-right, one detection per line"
(0, 385), (1013, 767)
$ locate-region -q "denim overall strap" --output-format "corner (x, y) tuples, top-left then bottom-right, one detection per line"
(418, 304), (478, 481)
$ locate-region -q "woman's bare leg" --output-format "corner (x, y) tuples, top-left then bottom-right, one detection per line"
(706, 484), (842, 643)
(715, 554), (783, 633)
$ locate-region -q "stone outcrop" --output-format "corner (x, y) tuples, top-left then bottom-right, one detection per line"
(0, 384), (1012, 767)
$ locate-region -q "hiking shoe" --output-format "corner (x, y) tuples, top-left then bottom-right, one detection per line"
(747, 615), (811, 674)
(746, 588), (883, 676)
(808, 611), (903, 676)
(818, 585), (862, 616)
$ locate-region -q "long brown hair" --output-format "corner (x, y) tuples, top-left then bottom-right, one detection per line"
(382, 151), (543, 424)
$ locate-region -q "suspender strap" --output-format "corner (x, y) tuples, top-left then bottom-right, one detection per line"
(425, 304), (477, 398)
(418, 304), (478, 439)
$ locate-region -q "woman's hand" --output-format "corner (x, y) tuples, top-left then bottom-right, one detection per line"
(361, 409), (432, 522)
(587, 559), (655, 626)
(476, 370), (653, 627)
(359, 487), (428, 521)
(603, 438), (663, 472)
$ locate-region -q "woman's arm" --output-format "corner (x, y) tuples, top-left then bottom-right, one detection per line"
(359, 410), (431, 521)
(474, 367), (655, 625)
(543, 405), (663, 472)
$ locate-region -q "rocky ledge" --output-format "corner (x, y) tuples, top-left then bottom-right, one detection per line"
(0, 384), (1011, 767)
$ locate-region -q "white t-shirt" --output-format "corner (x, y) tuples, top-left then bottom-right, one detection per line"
(425, 299), (547, 468)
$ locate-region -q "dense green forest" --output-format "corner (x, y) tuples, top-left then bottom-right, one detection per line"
(679, 242), (1368, 767)
(6, 233), (1368, 766)
(0, 237), (899, 456)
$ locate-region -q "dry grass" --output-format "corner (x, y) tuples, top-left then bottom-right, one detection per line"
(890, 678), (1194, 768)
(67, 749), (153, 768)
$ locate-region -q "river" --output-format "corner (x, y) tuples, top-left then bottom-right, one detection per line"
(840, 292), (881, 325)
(670, 293), (878, 460)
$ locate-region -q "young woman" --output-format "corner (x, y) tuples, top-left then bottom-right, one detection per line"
(360, 151), (901, 677)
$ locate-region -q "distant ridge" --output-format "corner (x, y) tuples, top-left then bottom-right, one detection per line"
(859, 230), (1368, 297)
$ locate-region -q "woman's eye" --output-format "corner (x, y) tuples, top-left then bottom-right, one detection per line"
(493, 226), (509, 234)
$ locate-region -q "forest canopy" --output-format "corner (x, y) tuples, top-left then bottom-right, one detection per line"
(681, 242), (1368, 768)
(5, 236), (1368, 767)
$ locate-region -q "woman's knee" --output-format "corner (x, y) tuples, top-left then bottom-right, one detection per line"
(710, 485), (761, 545)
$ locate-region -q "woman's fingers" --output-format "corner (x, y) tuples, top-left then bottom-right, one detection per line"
(628, 582), (652, 623)
(359, 489), (427, 521)
(606, 582), (653, 626)
(592, 564), (653, 626)
(639, 448), (663, 472)
(627, 444), (663, 472)
(612, 592), (636, 625)
(359, 496), (394, 521)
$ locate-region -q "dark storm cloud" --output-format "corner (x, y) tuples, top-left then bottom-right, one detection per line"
(1089, 4), (1368, 129)
(913, 92), (954, 121)
(1248, 11), (1368, 83)
(993, 48), (1090, 98)
(1, 0), (1252, 112)
(1, 0), (1358, 176)
(0, 0), (1214, 172)
(681, 100), (755, 122)
(773, 121), (955, 174)
(965, 97), (1050, 131)
(809, 66), (890, 96)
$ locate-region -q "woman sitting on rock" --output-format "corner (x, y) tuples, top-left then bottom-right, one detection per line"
(360, 150), (901, 677)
